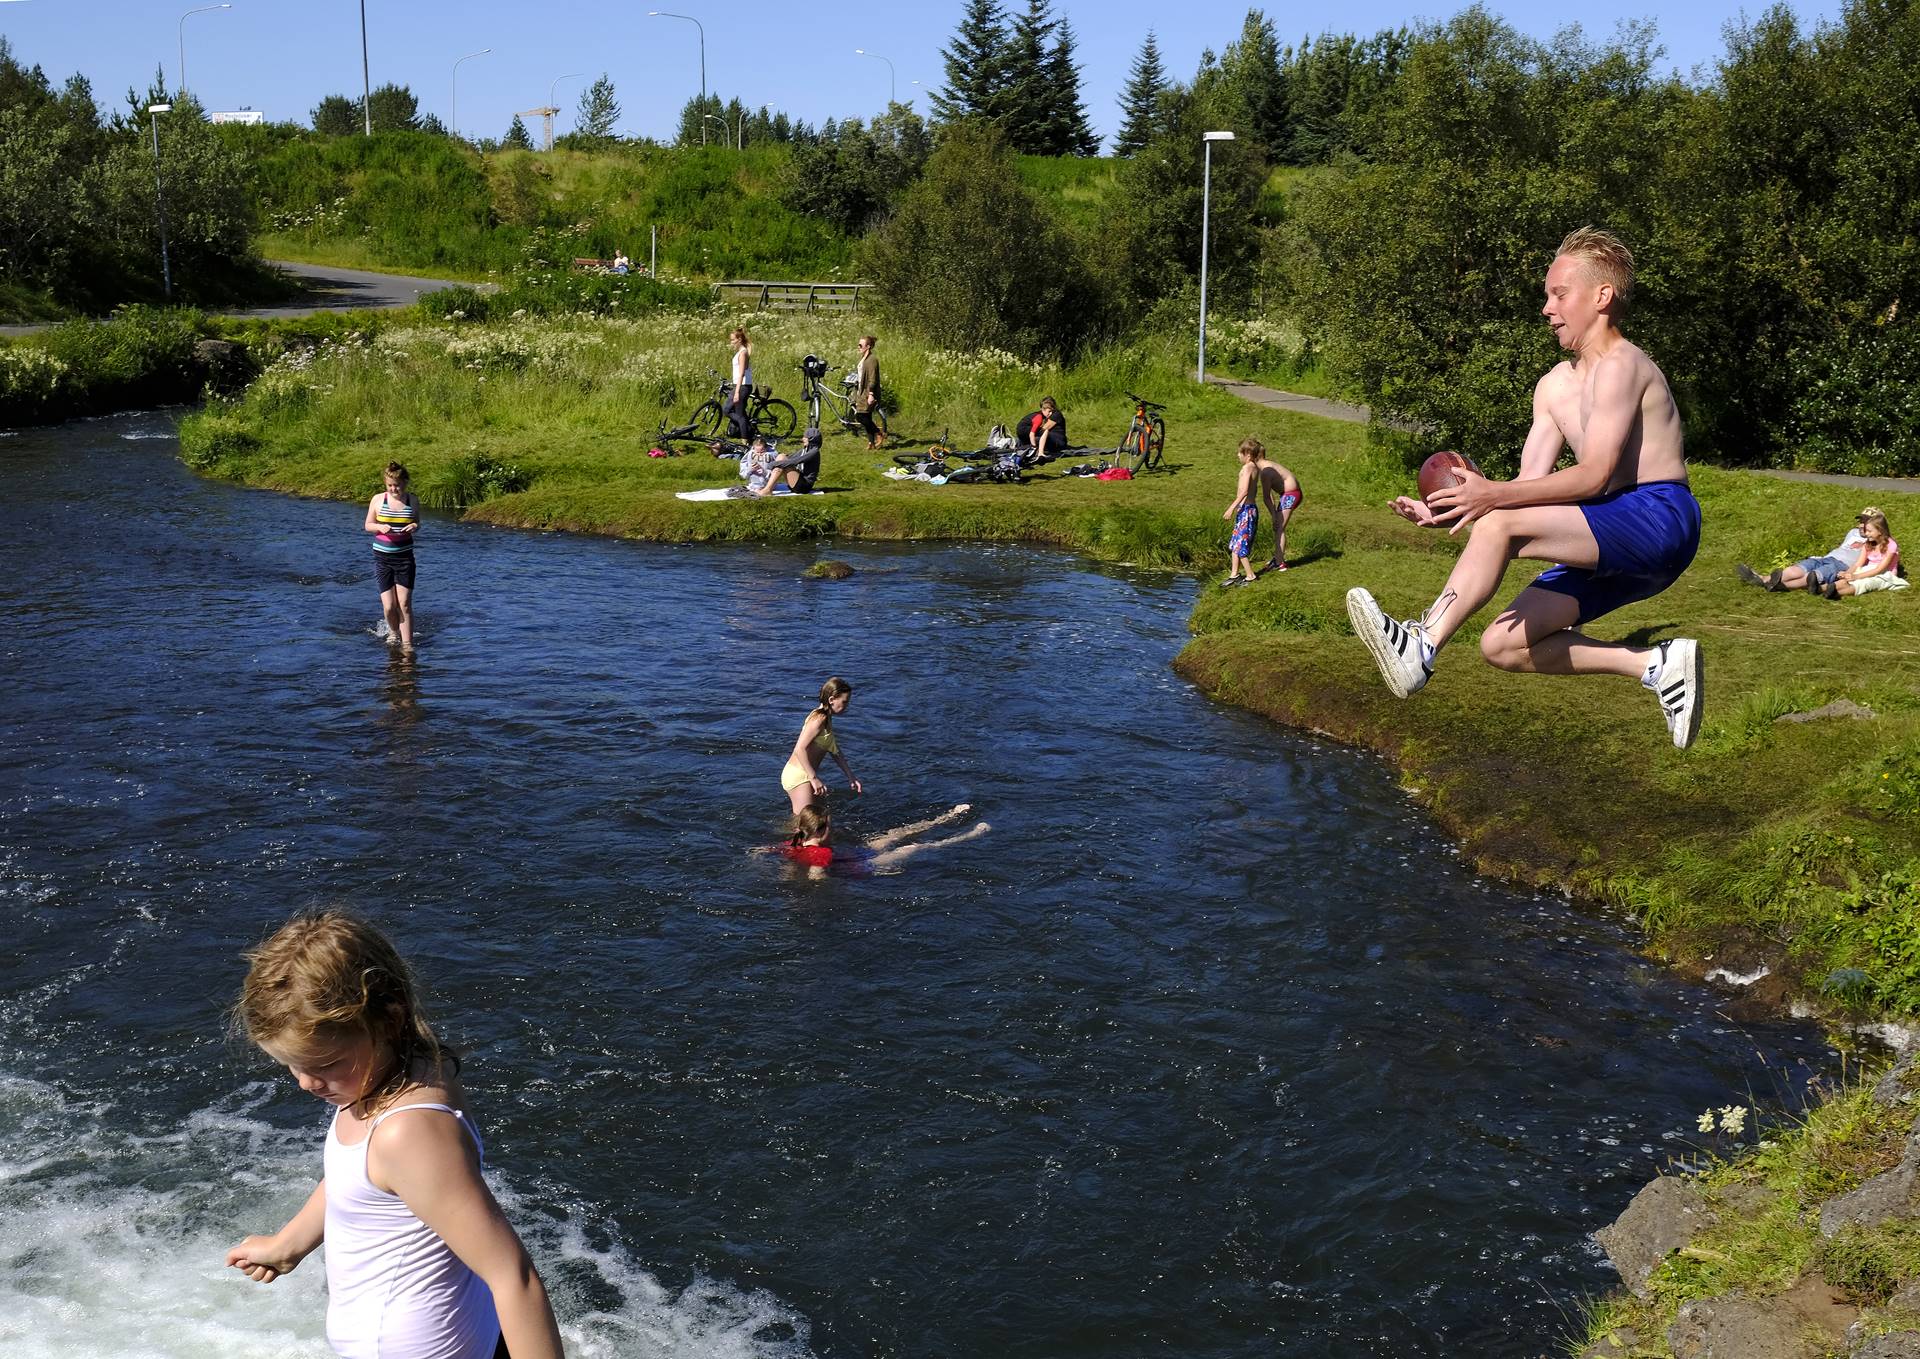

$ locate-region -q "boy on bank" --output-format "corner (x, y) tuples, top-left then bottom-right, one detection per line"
(1345, 228), (1705, 749)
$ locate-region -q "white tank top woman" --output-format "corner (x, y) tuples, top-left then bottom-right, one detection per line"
(323, 1102), (500, 1359)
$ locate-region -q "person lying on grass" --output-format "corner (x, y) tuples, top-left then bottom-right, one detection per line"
(1344, 227), (1706, 750)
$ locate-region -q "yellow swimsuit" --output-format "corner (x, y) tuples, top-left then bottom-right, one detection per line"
(781, 724), (839, 792)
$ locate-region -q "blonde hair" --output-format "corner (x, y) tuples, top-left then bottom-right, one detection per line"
(788, 805), (830, 846)
(1555, 227), (1635, 308)
(814, 676), (852, 725)
(235, 909), (455, 1116)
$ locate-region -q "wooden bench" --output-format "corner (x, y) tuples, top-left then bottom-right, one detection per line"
(711, 280), (874, 314)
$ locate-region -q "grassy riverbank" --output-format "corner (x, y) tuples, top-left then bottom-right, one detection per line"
(178, 306), (1920, 1020)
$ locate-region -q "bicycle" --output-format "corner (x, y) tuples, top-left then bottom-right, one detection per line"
(1113, 393), (1167, 472)
(659, 368), (797, 444)
(798, 354), (889, 442)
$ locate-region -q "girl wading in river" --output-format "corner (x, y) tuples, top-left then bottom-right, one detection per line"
(226, 909), (564, 1359)
(780, 677), (861, 814)
(365, 462), (419, 650)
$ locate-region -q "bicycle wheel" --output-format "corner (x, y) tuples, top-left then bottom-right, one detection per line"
(1143, 415), (1166, 470)
(690, 400), (727, 439)
(755, 398), (798, 441)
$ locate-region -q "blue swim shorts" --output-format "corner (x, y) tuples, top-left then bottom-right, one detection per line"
(1527, 480), (1701, 624)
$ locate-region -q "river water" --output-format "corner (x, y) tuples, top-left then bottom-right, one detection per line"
(1, 413), (1831, 1357)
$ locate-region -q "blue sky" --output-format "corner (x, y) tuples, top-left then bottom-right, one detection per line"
(2, 0), (1843, 146)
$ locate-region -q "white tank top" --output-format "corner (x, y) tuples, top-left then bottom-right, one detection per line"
(323, 1102), (500, 1359)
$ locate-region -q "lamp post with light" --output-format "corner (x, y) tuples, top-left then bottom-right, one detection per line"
(147, 103), (173, 298)
(853, 48), (895, 106)
(451, 48), (490, 140)
(1197, 130), (1235, 383)
(649, 10), (706, 144)
(177, 4), (230, 98)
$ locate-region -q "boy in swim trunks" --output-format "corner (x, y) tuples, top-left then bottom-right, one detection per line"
(1246, 440), (1302, 572)
(1345, 227), (1705, 748)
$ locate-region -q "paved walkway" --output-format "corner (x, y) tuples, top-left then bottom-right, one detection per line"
(0, 260), (475, 336)
(1208, 373), (1920, 495)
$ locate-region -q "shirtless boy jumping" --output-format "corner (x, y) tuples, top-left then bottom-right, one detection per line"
(1344, 227), (1704, 748)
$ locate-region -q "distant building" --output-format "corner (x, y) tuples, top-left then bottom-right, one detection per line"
(211, 110), (265, 125)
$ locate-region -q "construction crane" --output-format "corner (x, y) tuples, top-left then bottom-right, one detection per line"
(519, 105), (560, 152)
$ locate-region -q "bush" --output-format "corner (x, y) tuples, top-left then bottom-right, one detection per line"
(1781, 323), (1920, 475)
(860, 121), (1106, 361)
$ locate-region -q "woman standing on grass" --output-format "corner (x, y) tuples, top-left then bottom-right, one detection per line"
(728, 327), (754, 439)
(365, 461), (419, 650)
(780, 677), (861, 814)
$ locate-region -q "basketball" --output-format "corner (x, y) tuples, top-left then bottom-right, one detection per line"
(1418, 450), (1481, 503)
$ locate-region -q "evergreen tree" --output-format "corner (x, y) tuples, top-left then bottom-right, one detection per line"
(1215, 10), (1288, 155)
(311, 93), (360, 136)
(503, 114), (533, 150)
(1114, 31), (1169, 155)
(931, 0), (1008, 125)
(1000, 0), (1055, 152)
(576, 74), (620, 139)
(365, 82), (419, 132)
(1042, 16), (1100, 156)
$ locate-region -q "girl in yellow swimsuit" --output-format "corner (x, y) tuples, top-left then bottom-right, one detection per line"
(781, 677), (862, 813)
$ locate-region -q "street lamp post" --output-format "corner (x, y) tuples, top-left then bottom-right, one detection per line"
(147, 104), (173, 299)
(358, 0), (372, 135)
(853, 48), (895, 107)
(1197, 130), (1235, 384)
(648, 11), (706, 144)
(177, 4), (231, 98)
(546, 71), (584, 150)
(451, 48), (490, 140)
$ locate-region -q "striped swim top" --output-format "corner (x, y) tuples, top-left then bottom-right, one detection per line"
(373, 493), (416, 553)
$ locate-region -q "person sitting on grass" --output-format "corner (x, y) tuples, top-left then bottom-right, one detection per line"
(1734, 509), (1877, 595)
(1014, 397), (1068, 464)
(1827, 507), (1903, 598)
(778, 803), (990, 875)
(755, 426), (822, 496)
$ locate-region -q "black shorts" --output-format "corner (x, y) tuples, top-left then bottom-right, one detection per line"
(374, 551), (416, 592)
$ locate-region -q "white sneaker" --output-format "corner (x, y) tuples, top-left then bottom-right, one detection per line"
(1650, 638), (1703, 749)
(1346, 587), (1431, 697)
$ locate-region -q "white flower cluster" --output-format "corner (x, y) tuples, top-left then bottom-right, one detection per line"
(1695, 1105), (1749, 1135)
(0, 346), (69, 402)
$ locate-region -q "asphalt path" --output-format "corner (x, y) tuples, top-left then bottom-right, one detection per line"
(0, 260), (475, 336)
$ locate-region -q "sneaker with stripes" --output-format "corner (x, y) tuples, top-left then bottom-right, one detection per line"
(1346, 587), (1432, 697)
(1647, 638), (1703, 749)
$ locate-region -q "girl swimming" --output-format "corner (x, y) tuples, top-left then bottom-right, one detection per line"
(365, 462), (420, 650)
(780, 677), (862, 814)
(226, 909), (564, 1359)
(780, 802), (990, 874)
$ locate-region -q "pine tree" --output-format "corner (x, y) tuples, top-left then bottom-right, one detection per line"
(1215, 10), (1288, 155)
(503, 115), (533, 150)
(931, 0), (1008, 125)
(576, 74), (620, 140)
(1114, 31), (1169, 155)
(1042, 16), (1100, 156)
(365, 82), (419, 133)
(1000, 0), (1055, 152)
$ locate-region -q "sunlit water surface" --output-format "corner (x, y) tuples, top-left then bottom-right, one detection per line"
(0, 414), (1831, 1357)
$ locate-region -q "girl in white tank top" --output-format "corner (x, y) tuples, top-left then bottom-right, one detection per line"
(226, 909), (565, 1359)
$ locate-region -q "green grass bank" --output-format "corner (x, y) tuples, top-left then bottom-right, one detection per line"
(177, 304), (1920, 1023)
